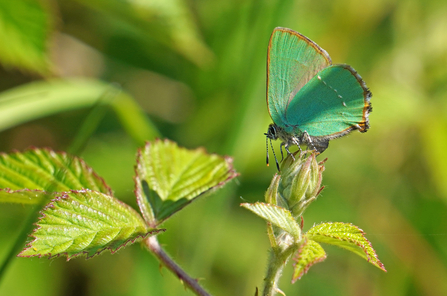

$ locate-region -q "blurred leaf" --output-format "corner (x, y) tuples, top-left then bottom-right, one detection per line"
(135, 139), (238, 225)
(0, 79), (159, 142)
(306, 222), (386, 272)
(18, 189), (162, 260)
(74, 0), (213, 68)
(0, 0), (52, 74)
(292, 238), (326, 283)
(0, 148), (112, 204)
(241, 202), (301, 240)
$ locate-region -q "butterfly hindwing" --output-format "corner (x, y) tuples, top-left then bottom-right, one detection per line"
(284, 64), (371, 138)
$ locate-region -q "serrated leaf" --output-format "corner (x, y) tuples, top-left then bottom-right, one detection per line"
(135, 139), (238, 225)
(306, 222), (386, 271)
(0, 0), (52, 74)
(241, 202), (301, 240)
(18, 190), (162, 260)
(0, 148), (112, 204)
(292, 238), (326, 282)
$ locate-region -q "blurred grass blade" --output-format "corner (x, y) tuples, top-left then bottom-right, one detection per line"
(241, 202), (301, 240)
(0, 148), (112, 204)
(0, 0), (52, 74)
(306, 222), (387, 272)
(0, 79), (115, 132)
(110, 92), (160, 144)
(67, 88), (117, 155)
(135, 139), (238, 226)
(291, 238), (326, 282)
(18, 189), (163, 260)
(0, 79), (159, 143)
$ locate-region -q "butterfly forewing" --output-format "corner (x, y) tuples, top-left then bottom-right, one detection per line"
(267, 27), (332, 127)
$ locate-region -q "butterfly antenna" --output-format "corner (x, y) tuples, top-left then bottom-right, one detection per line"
(269, 138), (280, 171)
(266, 135), (270, 166)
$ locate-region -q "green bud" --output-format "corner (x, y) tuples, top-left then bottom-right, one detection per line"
(277, 151), (325, 218)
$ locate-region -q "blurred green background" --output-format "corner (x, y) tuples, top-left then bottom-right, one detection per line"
(1, 0), (447, 295)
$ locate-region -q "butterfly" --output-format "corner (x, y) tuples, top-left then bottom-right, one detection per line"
(265, 27), (372, 170)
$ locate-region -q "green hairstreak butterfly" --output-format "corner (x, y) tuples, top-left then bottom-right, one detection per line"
(265, 27), (372, 169)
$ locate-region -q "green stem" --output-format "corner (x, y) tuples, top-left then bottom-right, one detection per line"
(263, 243), (299, 296)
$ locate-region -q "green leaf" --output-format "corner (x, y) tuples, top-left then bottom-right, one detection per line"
(306, 222), (386, 271)
(292, 238), (326, 282)
(18, 190), (162, 259)
(0, 148), (112, 204)
(135, 139), (238, 225)
(0, 0), (52, 74)
(241, 202), (301, 240)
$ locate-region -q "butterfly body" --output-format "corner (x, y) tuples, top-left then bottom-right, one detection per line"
(265, 27), (372, 161)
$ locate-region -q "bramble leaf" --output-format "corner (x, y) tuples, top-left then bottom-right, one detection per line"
(135, 139), (238, 226)
(0, 148), (112, 204)
(18, 190), (163, 260)
(306, 222), (386, 272)
(241, 202), (301, 240)
(292, 238), (326, 282)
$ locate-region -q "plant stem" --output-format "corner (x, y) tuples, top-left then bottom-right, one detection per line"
(144, 235), (211, 296)
(263, 244), (299, 296)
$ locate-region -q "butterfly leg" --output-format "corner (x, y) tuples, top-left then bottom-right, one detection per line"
(279, 142), (285, 161)
(284, 144), (295, 161)
(302, 131), (317, 151)
(292, 137), (302, 153)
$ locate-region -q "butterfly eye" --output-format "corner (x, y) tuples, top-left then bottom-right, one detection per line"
(266, 124), (278, 140)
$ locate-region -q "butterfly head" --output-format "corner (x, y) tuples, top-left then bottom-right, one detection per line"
(265, 123), (279, 140)
(265, 124), (281, 170)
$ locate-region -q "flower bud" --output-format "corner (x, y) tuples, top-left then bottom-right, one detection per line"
(276, 151), (325, 218)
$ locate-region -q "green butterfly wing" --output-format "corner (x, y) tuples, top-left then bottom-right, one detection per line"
(267, 27), (332, 127)
(284, 64), (371, 138)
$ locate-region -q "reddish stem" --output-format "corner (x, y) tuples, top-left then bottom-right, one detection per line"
(144, 236), (211, 296)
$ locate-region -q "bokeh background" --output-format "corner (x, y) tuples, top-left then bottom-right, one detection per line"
(1, 0), (447, 295)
